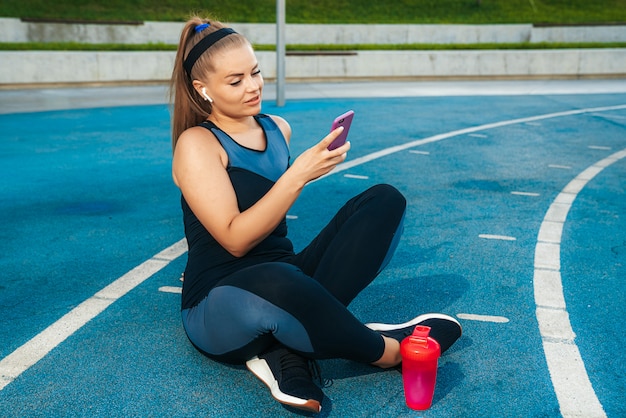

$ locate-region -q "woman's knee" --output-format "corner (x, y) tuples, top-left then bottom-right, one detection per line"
(369, 184), (407, 218)
(372, 183), (405, 205)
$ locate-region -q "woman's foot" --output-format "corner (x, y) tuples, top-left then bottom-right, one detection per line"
(366, 313), (462, 353)
(246, 345), (324, 413)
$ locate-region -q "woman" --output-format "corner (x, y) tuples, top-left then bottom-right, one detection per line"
(170, 17), (461, 413)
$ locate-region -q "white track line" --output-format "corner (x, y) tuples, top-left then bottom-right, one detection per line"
(533, 148), (626, 418)
(549, 164), (573, 169)
(159, 286), (183, 294)
(0, 239), (188, 391)
(343, 174), (369, 179)
(479, 234), (517, 241)
(1, 104), (625, 394)
(511, 191), (541, 197)
(314, 104), (626, 182)
(456, 313), (509, 323)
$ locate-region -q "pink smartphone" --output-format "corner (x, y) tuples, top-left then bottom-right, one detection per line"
(328, 110), (355, 150)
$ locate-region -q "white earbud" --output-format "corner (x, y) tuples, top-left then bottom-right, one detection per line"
(201, 87), (213, 103)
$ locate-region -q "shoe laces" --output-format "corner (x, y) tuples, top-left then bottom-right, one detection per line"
(277, 349), (333, 389)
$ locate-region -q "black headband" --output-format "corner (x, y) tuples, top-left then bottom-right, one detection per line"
(183, 27), (237, 77)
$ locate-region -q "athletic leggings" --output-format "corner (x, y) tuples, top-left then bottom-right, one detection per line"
(182, 184), (406, 364)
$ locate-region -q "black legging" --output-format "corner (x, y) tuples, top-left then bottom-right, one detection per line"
(182, 184), (407, 364)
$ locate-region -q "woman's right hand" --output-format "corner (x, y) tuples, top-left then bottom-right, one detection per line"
(288, 127), (351, 186)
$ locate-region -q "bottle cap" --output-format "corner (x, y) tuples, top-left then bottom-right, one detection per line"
(400, 325), (441, 362)
(413, 325), (431, 339)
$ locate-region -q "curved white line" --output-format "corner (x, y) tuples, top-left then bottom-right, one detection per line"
(0, 104), (624, 393)
(0, 239), (188, 390)
(534, 148), (626, 418)
(318, 104), (626, 181)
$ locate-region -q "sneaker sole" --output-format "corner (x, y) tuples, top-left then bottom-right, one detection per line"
(246, 356), (322, 413)
(366, 313), (462, 353)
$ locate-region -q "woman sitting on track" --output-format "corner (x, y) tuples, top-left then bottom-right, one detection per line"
(169, 16), (462, 413)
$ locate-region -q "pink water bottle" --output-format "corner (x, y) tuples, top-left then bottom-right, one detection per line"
(400, 325), (441, 410)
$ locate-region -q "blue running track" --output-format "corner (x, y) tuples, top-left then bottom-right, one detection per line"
(1, 80), (625, 417)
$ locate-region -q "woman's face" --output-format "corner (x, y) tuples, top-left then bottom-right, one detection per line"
(204, 43), (264, 119)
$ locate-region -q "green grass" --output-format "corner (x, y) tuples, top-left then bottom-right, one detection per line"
(1, 0), (625, 24)
(282, 42), (626, 50)
(2, 1), (624, 51)
(3, 41), (625, 52)
(0, 42), (177, 51)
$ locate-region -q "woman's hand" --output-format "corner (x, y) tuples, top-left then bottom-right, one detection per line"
(287, 127), (351, 186)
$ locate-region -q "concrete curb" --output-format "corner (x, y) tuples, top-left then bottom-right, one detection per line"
(1, 18), (625, 86)
(1, 49), (625, 86)
(3, 18), (626, 45)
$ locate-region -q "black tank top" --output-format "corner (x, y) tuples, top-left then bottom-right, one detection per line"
(181, 114), (294, 309)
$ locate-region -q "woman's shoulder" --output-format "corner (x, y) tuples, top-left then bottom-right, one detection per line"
(178, 124), (214, 143)
(175, 125), (224, 156)
(265, 114), (291, 143)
